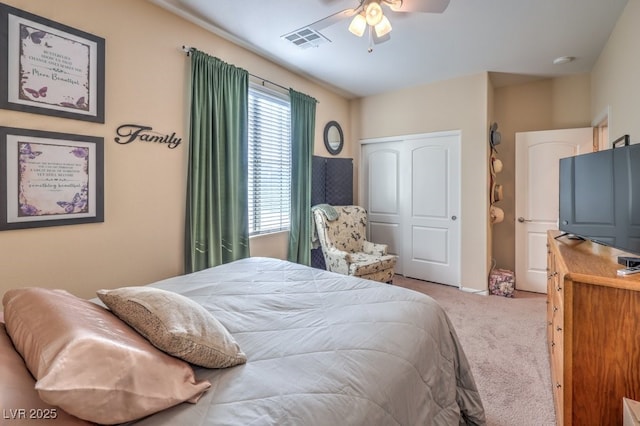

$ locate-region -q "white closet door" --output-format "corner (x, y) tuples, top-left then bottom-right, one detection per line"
(361, 140), (404, 274)
(402, 134), (460, 286)
(361, 131), (461, 286)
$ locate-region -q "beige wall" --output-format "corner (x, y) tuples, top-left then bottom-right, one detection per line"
(4, 0), (632, 303)
(552, 75), (592, 129)
(356, 73), (490, 292)
(592, 0), (640, 145)
(492, 0), (640, 273)
(491, 74), (591, 271)
(0, 0), (352, 301)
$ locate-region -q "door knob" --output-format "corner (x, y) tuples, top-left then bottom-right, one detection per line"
(451, 215), (457, 221)
(517, 217), (531, 223)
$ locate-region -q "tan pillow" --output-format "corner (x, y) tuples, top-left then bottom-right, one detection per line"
(96, 286), (247, 368)
(2, 288), (211, 425)
(0, 323), (93, 425)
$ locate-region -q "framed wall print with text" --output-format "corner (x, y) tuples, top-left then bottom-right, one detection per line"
(0, 127), (104, 231)
(0, 3), (105, 122)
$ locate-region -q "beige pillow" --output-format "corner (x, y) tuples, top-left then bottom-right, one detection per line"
(0, 323), (93, 425)
(97, 286), (247, 368)
(2, 288), (211, 425)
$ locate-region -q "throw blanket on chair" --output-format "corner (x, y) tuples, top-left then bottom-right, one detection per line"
(311, 204), (338, 248)
(312, 204), (338, 221)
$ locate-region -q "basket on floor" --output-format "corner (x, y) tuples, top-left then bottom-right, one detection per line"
(489, 268), (515, 297)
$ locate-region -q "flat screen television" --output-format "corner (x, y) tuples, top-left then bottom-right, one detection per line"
(558, 142), (640, 256)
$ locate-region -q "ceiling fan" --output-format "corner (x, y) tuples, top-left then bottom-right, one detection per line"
(282, 0), (450, 52)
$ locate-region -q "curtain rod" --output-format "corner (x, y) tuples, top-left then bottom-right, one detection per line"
(182, 45), (290, 93)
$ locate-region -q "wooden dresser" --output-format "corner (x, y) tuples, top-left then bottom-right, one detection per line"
(547, 230), (640, 425)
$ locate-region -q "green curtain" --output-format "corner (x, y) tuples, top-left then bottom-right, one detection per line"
(287, 89), (317, 265)
(185, 50), (249, 273)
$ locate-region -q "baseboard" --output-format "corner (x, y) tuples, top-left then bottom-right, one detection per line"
(460, 287), (489, 296)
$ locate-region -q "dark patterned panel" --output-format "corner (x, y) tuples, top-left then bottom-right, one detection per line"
(311, 247), (326, 270)
(311, 155), (327, 207)
(310, 156), (353, 270)
(325, 158), (353, 205)
(311, 155), (327, 270)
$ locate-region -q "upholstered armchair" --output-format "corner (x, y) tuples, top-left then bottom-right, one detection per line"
(312, 205), (397, 283)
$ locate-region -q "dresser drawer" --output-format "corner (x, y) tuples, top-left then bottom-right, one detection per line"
(551, 273), (563, 310)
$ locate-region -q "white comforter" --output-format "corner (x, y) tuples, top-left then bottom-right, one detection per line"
(130, 257), (485, 425)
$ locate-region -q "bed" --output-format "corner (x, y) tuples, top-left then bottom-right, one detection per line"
(1, 257), (485, 425)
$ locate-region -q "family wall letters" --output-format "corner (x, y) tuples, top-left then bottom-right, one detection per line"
(114, 124), (181, 149)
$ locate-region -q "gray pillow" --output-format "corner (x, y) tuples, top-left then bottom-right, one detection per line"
(97, 287), (247, 368)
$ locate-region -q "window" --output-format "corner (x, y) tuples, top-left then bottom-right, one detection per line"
(248, 85), (291, 236)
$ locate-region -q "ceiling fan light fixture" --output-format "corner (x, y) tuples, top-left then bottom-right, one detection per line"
(553, 56), (575, 65)
(365, 2), (384, 26)
(348, 14), (367, 37)
(374, 15), (392, 37)
(386, 0), (403, 12)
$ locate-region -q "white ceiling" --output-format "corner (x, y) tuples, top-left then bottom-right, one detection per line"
(150, 0), (629, 98)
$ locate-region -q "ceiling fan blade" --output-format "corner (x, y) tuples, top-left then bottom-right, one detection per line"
(386, 0), (450, 13)
(307, 7), (358, 31)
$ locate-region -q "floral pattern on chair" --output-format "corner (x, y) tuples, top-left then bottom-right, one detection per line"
(312, 205), (397, 283)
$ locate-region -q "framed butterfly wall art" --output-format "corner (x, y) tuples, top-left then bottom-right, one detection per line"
(0, 127), (104, 231)
(0, 3), (105, 122)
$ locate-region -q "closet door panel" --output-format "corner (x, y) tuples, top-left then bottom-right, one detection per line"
(412, 146), (448, 218)
(362, 142), (403, 273)
(403, 136), (460, 286)
(368, 150), (399, 214)
(412, 226), (448, 263)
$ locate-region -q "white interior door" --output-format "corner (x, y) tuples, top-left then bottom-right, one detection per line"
(361, 131), (461, 286)
(515, 128), (593, 293)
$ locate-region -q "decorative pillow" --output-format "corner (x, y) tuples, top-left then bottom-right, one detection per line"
(0, 323), (93, 425)
(96, 286), (247, 368)
(2, 288), (211, 425)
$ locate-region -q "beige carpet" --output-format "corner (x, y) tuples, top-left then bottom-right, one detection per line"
(393, 275), (556, 426)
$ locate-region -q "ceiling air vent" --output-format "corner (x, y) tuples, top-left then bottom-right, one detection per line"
(282, 28), (330, 49)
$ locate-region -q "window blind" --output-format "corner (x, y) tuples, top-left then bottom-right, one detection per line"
(248, 85), (291, 235)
